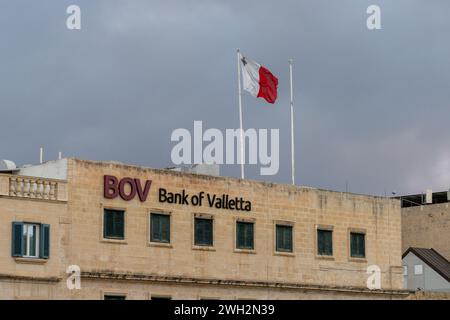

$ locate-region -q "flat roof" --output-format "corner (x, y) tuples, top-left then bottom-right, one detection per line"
(395, 191), (450, 208)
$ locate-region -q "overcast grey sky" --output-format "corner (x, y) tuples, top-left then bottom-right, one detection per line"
(1, 0), (450, 196)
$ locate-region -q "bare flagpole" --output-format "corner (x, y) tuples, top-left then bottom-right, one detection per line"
(237, 49), (245, 179)
(289, 59), (295, 185)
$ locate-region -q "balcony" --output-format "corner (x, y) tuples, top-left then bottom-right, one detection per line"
(0, 174), (68, 202)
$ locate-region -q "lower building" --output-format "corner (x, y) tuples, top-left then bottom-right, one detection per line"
(402, 247), (450, 292)
(0, 158), (407, 299)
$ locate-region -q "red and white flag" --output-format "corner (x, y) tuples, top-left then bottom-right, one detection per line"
(240, 55), (278, 104)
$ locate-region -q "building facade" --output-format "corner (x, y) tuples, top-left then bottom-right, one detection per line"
(0, 158), (407, 299)
(401, 192), (450, 261)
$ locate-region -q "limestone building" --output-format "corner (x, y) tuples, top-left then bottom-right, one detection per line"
(0, 158), (407, 299)
(401, 191), (450, 261)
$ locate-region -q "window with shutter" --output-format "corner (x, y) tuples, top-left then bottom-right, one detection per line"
(104, 295), (126, 300)
(236, 222), (254, 250)
(103, 209), (125, 239)
(350, 232), (365, 258)
(317, 229), (333, 256)
(150, 213), (170, 243)
(12, 222), (48, 259)
(194, 218), (213, 246)
(276, 225), (293, 252)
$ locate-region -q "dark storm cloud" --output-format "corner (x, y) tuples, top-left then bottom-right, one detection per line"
(1, 0), (449, 196)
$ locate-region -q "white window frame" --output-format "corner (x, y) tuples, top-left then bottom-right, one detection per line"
(23, 223), (40, 258)
(414, 264), (423, 275)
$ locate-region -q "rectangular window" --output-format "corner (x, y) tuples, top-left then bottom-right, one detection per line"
(11, 222), (50, 259)
(350, 232), (366, 258)
(414, 265), (423, 275)
(104, 295), (126, 300)
(23, 223), (39, 258)
(194, 217), (213, 246)
(236, 221), (254, 250)
(151, 296), (172, 300)
(276, 225), (293, 252)
(317, 229), (333, 256)
(103, 209), (125, 240)
(150, 213), (170, 243)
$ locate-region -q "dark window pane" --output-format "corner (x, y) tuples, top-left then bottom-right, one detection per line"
(151, 214), (170, 243)
(236, 222), (254, 249)
(276, 225), (293, 252)
(104, 209), (125, 239)
(151, 296), (172, 300)
(350, 232), (365, 258)
(317, 229), (333, 256)
(104, 295), (126, 300)
(194, 218), (213, 246)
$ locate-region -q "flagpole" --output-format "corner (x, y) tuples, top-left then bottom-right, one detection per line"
(237, 49), (245, 179)
(289, 59), (295, 185)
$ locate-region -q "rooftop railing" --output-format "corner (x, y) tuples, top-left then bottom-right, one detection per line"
(0, 174), (68, 202)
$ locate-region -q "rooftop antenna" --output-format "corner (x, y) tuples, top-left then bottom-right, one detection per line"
(58, 151), (62, 160)
(39, 147), (44, 164)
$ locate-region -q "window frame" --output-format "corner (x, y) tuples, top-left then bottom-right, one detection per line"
(235, 220), (255, 250)
(150, 295), (172, 300)
(403, 266), (408, 276)
(316, 225), (334, 258)
(102, 208), (126, 241)
(193, 214), (214, 248)
(22, 223), (40, 258)
(273, 220), (295, 256)
(414, 264), (423, 275)
(12, 221), (50, 260)
(275, 224), (294, 253)
(349, 231), (366, 259)
(150, 212), (171, 244)
(103, 294), (127, 300)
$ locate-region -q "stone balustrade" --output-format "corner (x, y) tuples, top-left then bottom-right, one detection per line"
(0, 174), (68, 202)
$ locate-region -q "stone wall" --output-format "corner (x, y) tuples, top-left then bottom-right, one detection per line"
(402, 203), (450, 260)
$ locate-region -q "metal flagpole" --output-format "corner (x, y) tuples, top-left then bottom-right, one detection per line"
(237, 49), (245, 179)
(289, 59), (295, 185)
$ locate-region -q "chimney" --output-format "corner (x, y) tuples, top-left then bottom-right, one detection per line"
(425, 189), (433, 204)
(39, 147), (44, 164)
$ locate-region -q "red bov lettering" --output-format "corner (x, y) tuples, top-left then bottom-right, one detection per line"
(104, 175), (119, 199)
(104, 175), (152, 202)
(135, 178), (152, 202)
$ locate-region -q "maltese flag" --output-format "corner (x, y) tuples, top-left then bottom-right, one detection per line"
(240, 55), (278, 104)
